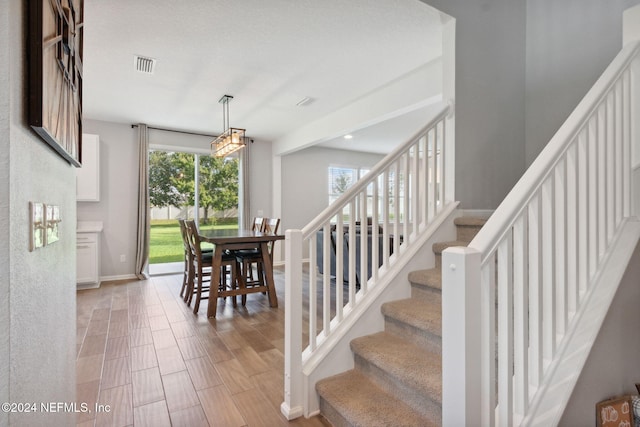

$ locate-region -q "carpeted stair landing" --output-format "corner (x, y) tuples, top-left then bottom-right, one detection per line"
(316, 216), (487, 427)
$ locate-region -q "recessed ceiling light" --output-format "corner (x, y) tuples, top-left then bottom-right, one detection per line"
(344, 134), (353, 140)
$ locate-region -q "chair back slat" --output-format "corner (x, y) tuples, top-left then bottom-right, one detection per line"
(178, 219), (190, 252)
(264, 218), (280, 234)
(263, 218), (281, 259)
(184, 220), (203, 260)
(253, 217), (266, 232)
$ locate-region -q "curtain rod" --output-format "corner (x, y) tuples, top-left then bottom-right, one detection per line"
(131, 124), (216, 138)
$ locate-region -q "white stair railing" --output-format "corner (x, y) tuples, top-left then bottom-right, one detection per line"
(443, 41), (640, 426)
(282, 102), (456, 419)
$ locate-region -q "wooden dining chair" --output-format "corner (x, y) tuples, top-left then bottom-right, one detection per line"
(178, 219), (190, 300)
(235, 217), (280, 305)
(178, 218), (213, 303)
(263, 217), (280, 236)
(253, 217), (265, 233)
(262, 217), (281, 265)
(184, 220), (238, 314)
(234, 217), (266, 283)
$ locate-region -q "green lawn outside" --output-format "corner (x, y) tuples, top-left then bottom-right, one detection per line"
(149, 218), (238, 264)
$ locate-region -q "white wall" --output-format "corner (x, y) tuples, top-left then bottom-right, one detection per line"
(560, 242), (640, 426)
(79, 120), (139, 280)
(525, 0), (640, 166)
(624, 4), (640, 45)
(248, 139), (273, 220)
(280, 146), (384, 231)
(422, 0), (527, 209)
(419, 0), (640, 208)
(0, 0), (10, 424)
(79, 119), (273, 278)
(1, 1), (77, 425)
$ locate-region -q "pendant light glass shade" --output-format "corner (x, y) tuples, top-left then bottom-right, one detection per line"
(211, 95), (245, 157)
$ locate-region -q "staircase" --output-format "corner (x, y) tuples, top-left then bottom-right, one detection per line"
(316, 217), (486, 427)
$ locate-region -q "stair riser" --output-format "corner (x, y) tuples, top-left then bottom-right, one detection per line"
(456, 225), (484, 242)
(410, 285), (441, 304)
(318, 400), (352, 427)
(384, 317), (441, 354)
(354, 353), (442, 423)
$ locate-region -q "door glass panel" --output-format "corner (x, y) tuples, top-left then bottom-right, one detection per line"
(197, 154), (239, 231)
(148, 150), (241, 267)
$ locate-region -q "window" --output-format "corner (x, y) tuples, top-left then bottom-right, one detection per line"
(328, 166), (369, 205)
(328, 166), (372, 221)
(327, 164), (410, 223)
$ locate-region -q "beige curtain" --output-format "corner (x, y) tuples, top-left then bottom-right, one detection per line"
(240, 139), (251, 230)
(135, 124), (150, 279)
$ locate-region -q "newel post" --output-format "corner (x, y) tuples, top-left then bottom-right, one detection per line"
(442, 246), (482, 426)
(281, 229), (304, 420)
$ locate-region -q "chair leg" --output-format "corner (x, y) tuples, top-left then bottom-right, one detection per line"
(231, 264), (238, 308)
(193, 267), (203, 314)
(182, 258), (191, 302)
(179, 258), (188, 298)
(257, 260), (266, 295)
(220, 265), (230, 305)
(186, 263), (195, 306)
(235, 261), (247, 307)
(241, 261), (250, 306)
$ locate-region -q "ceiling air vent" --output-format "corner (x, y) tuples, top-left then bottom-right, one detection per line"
(134, 55), (156, 74)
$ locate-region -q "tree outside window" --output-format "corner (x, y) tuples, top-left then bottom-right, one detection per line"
(328, 166), (372, 221)
(149, 150), (239, 224)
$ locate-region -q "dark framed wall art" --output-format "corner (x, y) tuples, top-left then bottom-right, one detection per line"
(28, 0), (84, 167)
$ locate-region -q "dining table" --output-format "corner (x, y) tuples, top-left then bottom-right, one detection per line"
(198, 228), (284, 318)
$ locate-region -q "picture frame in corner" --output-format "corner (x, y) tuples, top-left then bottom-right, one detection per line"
(28, 0), (84, 167)
(596, 395), (635, 427)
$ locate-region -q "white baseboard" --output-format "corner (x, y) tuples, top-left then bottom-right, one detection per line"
(76, 282), (101, 290)
(100, 274), (138, 283)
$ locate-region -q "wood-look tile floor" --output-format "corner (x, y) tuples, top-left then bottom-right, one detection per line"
(76, 267), (331, 427)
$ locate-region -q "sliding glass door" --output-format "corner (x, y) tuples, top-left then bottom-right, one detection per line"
(148, 149), (240, 266)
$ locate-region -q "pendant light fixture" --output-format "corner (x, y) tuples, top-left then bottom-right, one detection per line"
(211, 95), (246, 157)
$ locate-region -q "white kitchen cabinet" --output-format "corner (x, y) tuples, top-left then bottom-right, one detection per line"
(76, 133), (100, 201)
(76, 222), (103, 289)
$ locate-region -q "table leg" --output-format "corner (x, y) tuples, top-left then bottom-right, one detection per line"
(207, 246), (224, 318)
(260, 242), (278, 308)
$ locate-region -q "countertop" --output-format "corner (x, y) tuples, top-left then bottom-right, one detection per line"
(77, 221), (104, 233)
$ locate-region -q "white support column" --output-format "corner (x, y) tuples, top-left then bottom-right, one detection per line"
(282, 229), (304, 420)
(630, 56), (640, 217)
(442, 17), (456, 205)
(442, 246), (482, 427)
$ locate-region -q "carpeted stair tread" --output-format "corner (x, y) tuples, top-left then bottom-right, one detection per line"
(408, 268), (441, 292)
(316, 370), (438, 427)
(351, 331), (442, 403)
(432, 240), (469, 255)
(381, 298), (441, 337)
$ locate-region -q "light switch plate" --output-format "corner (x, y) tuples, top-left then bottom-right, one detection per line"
(45, 204), (61, 245)
(29, 202), (45, 251)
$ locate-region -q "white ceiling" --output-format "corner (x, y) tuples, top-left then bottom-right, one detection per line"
(318, 102), (444, 154)
(83, 0), (443, 153)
